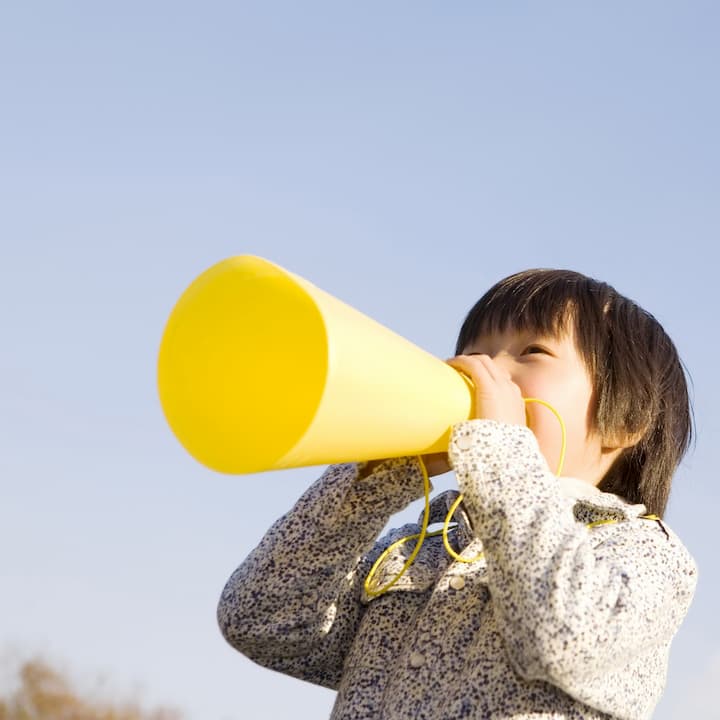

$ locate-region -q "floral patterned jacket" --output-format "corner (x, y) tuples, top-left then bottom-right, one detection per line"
(218, 419), (697, 719)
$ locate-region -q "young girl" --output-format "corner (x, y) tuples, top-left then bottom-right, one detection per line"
(217, 269), (697, 720)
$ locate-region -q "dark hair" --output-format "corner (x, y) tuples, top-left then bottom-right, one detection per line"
(455, 269), (692, 517)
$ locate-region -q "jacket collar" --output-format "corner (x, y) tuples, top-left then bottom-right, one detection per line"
(423, 479), (648, 537)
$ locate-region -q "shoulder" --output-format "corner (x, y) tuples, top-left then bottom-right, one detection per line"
(588, 510), (697, 605)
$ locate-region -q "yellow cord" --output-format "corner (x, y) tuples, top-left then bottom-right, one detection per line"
(442, 492), (470, 559)
(586, 513), (661, 530)
(585, 518), (618, 529)
(363, 457), (432, 598)
(364, 398), (568, 596)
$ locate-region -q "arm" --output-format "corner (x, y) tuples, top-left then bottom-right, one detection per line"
(217, 458), (426, 688)
(449, 419), (697, 705)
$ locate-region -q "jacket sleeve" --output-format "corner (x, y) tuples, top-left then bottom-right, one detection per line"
(217, 458), (426, 689)
(448, 419), (697, 712)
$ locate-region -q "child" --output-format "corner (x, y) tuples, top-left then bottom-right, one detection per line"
(217, 269), (697, 720)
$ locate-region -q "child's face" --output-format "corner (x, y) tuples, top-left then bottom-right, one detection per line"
(461, 326), (612, 486)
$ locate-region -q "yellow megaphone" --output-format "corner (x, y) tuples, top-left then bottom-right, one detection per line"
(157, 255), (473, 474)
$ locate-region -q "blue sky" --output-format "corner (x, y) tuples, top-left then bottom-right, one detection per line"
(0, 2), (718, 718)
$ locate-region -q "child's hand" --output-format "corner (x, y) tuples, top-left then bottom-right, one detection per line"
(447, 355), (527, 427)
(360, 454), (451, 479)
(420, 452), (452, 477)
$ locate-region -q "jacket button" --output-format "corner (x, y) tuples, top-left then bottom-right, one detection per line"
(456, 435), (473, 450)
(449, 575), (465, 590)
(409, 651), (425, 668)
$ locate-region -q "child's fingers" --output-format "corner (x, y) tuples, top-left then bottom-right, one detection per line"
(446, 354), (495, 386)
(446, 355), (525, 426)
(420, 452), (452, 477)
(447, 354), (513, 390)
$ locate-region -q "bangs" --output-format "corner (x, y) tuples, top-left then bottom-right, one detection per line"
(454, 269), (612, 361)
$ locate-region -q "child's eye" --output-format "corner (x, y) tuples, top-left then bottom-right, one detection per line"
(522, 344), (548, 355)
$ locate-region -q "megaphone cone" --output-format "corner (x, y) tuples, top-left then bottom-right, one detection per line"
(157, 256), (473, 474)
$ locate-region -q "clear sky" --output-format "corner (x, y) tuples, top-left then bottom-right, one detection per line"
(1, 2), (718, 718)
